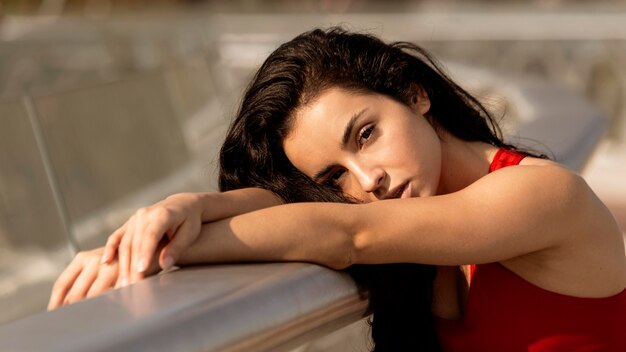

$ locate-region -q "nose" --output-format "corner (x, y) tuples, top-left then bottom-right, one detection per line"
(351, 162), (386, 195)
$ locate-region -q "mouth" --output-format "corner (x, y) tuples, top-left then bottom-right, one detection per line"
(384, 182), (411, 200)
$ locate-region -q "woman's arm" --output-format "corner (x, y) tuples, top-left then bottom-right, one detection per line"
(195, 188), (284, 221)
(175, 164), (609, 268)
(52, 164), (616, 307)
(351, 164), (596, 265)
(177, 201), (358, 269)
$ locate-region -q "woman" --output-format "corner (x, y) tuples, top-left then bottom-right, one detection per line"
(48, 28), (626, 351)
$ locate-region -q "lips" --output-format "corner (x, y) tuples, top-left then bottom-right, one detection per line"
(384, 182), (410, 200)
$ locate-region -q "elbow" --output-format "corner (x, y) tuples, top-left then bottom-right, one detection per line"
(322, 218), (352, 271)
(325, 229), (358, 270)
(324, 204), (367, 270)
(329, 248), (355, 270)
(329, 209), (368, 270)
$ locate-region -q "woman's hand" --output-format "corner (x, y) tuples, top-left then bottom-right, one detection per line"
(102, 193), (205, 285)
(48, 247), (119, 310)
(100, 189), (283, 285)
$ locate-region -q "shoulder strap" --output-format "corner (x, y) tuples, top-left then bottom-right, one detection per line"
(489, 148), (526, 173)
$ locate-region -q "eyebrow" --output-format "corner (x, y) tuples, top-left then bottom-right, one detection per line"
(312, 108), (368, 182)
(341, 108), (368, 148)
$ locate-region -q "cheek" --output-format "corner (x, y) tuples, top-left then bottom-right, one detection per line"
(341, 177), (371, 202)
(420, 154), (442, 196)
(399, 124), (442, 195)
(414, 136), (442, 195)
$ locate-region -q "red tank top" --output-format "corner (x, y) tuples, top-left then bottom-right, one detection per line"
(436, 148), (626, 352)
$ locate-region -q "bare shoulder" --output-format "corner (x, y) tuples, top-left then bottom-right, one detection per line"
(461, 157), (620, 256)
(465, 157), (626, 296)
(466, 157), (587, 209)
(472, 157), (609, 227)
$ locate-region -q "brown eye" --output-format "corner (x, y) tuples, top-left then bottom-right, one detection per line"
(326, 169), (346, 186)
(358, 125), (375, 148)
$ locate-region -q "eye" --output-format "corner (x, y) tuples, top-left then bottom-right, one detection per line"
(325, 169), (346, 187)
(357, 125), (375, 148)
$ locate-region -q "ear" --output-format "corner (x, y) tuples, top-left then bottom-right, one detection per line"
(410, 85), (431, 115)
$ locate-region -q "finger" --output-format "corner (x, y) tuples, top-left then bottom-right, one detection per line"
(160, 218), (201, 270)
(48, 254), (87, 310)
(63, 256), (100, 305)
(87, 261), (118, 298)
(127, 208), (149, 284)
(102, 223), (126, 264)
(135, 208), (182, 275)
(117, 216), (136, 287)
(130, 208), (153, 283)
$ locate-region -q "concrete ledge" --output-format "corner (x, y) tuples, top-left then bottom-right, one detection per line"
(0, 263), (367, 352)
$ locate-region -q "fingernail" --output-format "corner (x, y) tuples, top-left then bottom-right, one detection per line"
(120, 278), (128, 287)
(137, 259), (145, 272)
(163, 255), (174, 270)
(100, 254), (108, 264)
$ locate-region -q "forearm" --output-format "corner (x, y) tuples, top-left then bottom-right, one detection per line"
(197, 187), (283, 221)
(178, 202), (357, 269)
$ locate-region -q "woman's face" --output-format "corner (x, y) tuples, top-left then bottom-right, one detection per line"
(283, 87), (442, 202)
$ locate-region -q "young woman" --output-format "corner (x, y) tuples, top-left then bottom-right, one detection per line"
(48, 28), (626, 351)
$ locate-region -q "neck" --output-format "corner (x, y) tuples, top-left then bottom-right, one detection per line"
(436, 136), (499, 195)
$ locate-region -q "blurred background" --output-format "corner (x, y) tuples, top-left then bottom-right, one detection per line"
(1, 0), (625, 327)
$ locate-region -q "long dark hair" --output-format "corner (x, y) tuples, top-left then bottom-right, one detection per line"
(218, 27), (516, 351)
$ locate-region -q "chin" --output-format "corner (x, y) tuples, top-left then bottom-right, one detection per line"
(418, 186), (438, 198)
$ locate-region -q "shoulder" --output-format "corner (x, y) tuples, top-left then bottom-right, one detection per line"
(460, 159), (605, 245)
(474, 159), (626, 296)
(466, 157), (620, 251)
(466, 158), (587, 207)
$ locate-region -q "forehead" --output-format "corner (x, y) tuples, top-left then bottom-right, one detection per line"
(283, 88), (378, 177)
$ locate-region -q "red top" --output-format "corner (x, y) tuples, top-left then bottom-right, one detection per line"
(437, 148), (626, 352)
